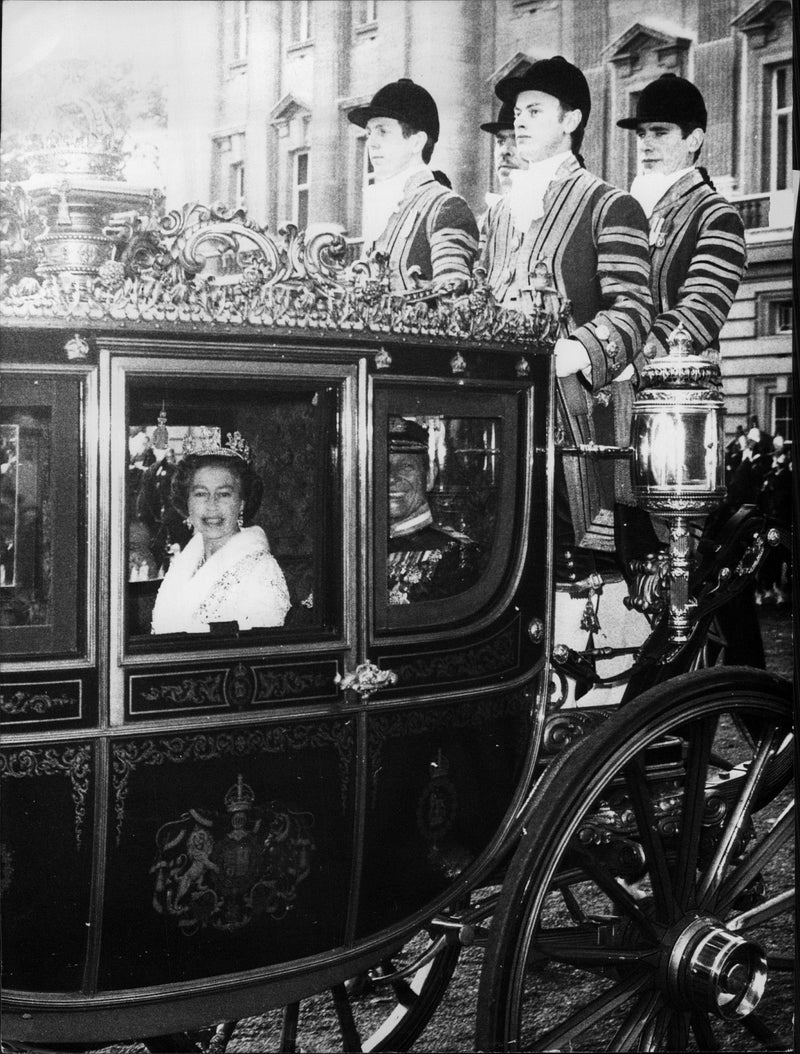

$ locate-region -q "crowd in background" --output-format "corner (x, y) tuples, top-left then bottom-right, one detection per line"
(724, 418), (792, 607)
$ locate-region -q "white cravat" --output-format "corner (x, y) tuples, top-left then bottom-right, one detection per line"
(484, 191), (503, 210)
(630, 167), (694, 217)
(506, 151), (572, 231)
(362, 162), (430, 247)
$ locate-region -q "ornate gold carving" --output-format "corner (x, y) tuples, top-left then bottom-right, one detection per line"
(0, 744), (92, 848)
(150, 773), (315, 935)
(111, 723), (354, 844)
(0, 195), (560, 349)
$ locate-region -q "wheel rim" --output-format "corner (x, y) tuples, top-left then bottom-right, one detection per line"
(478, 669), (794, 1052)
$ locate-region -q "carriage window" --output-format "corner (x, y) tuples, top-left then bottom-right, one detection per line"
(1, 374), (85, 659)
(374, 388), (521, 632)
(125, 376), (341, 646)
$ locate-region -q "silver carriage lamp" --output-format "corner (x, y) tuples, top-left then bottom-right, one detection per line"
(631, 324), (726, 644)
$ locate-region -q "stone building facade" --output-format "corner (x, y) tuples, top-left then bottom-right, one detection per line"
(165, 0), (794, 442)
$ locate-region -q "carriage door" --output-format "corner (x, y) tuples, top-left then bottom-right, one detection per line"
(354, 373), (549, 935)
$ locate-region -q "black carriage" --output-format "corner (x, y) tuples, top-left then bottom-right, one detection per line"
(0, 188), (793, 1053)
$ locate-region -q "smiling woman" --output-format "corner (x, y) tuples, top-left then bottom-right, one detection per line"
(150, 438), (290, 636)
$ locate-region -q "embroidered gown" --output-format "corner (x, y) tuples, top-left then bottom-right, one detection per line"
(151, 526), (291, 634)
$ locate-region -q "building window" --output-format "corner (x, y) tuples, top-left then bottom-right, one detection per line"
(768, 63), (792, 192)
(758, 292), (793, 336)
(356, 0), (377, 25)
(293, 150), (310, 229)
(225, 0), (249, 65)
(229, 162), (245, 210)
(772, 394), (793, 443)
(291, 0), (313, 43)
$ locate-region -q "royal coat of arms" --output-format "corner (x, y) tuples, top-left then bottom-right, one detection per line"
(150, 774), (315, 935)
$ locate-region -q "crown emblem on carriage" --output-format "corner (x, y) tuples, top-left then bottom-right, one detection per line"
(224, 774), (255, 814)
(181, 427), (251, 462)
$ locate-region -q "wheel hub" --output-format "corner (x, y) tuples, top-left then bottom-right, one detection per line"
(660, 912), (767, 1019)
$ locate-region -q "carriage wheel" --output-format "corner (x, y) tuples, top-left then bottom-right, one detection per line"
(477, 666), (794, 1052)
(136, 921), (460, 1053)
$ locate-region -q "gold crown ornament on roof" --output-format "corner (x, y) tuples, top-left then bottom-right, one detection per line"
(182, 427), (252, 463)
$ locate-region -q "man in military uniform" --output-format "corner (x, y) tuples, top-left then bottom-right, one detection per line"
(387, 418), (479, 605)
(348, 78), (479, 295)
(480, 57), (653, 566)
(619, 74), (746, 369)
(479, 56), (654, 682)
(619, 74), (757, 663)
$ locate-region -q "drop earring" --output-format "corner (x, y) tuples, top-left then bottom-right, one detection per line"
(237, 508), (244, 529)
(184, 518), (194, 533)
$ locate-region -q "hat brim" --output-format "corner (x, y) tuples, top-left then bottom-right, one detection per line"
(616, 116), (640, 129)
(480, 121), (514, 134)
(348, 104), (437, 138)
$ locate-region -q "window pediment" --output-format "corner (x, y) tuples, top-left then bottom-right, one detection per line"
(486, 50), (548, 87)
(270, 94), (312, 126)
(732, 0), (792, 48)
(604, 20), (693, 76)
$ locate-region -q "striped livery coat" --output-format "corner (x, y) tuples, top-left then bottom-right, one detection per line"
(480, 155), (653, 551)
(636, 168), (747, 368)
(369, 170), (479, 293)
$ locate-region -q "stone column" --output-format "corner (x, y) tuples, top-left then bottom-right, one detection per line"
(164, 1), (218, 206)
(407, 0), (484, 214)
(245, 0), (282, 227)
(309, 0), (346, 225)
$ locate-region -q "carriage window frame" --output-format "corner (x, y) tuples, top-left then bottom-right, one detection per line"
(372, 383), (523, 636)
(111, 355), (354, 664)
(0, 366), (93, 668)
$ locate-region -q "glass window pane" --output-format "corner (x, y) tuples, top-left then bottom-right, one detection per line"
(296, 152), (308, 185)
(776, 114), (789, 191)
(1, 375), (84, 658)
(374, 387), (523, 632)
(298, 188), (309, 229)
(775, 66), (787, 109)
(126, 375), (341, 646)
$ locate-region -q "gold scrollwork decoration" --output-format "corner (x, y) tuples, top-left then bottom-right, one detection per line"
(0, 744), (92, 849)
(111, 723), (355, 844)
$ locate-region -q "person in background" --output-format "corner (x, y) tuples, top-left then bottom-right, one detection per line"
(348, 78), (478, 295)
(387, 418), (480, 605)
(756, 435), (792, 606)
(151, 431), (290, 634)
(477, 98), (527, 273)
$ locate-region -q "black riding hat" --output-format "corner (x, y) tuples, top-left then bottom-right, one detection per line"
(348, 78), (440, 142)
(480, 99), (516, 135)
(617, 73), (707, 131)
(495, 56), (591, 128)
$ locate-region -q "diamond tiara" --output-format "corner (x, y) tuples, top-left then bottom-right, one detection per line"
(182, 427), (251, 463)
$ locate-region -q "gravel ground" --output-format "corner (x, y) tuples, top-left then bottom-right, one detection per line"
(95, 606), (794, 1054)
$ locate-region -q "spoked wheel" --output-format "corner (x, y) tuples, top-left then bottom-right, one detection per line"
(138, 921), (461, 1053)
(477, 666), (794, 1052)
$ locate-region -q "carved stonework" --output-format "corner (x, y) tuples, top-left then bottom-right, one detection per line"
(0, 743), (92, 848)
(112, 722), (355, 843)
(0, 195), (560, 350)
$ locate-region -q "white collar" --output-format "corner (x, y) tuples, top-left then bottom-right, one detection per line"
(389, 506), (433, 540)
(506, 151), (573, 231)
(362, 162), (431, 246)
(630, 167), (695, 217)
